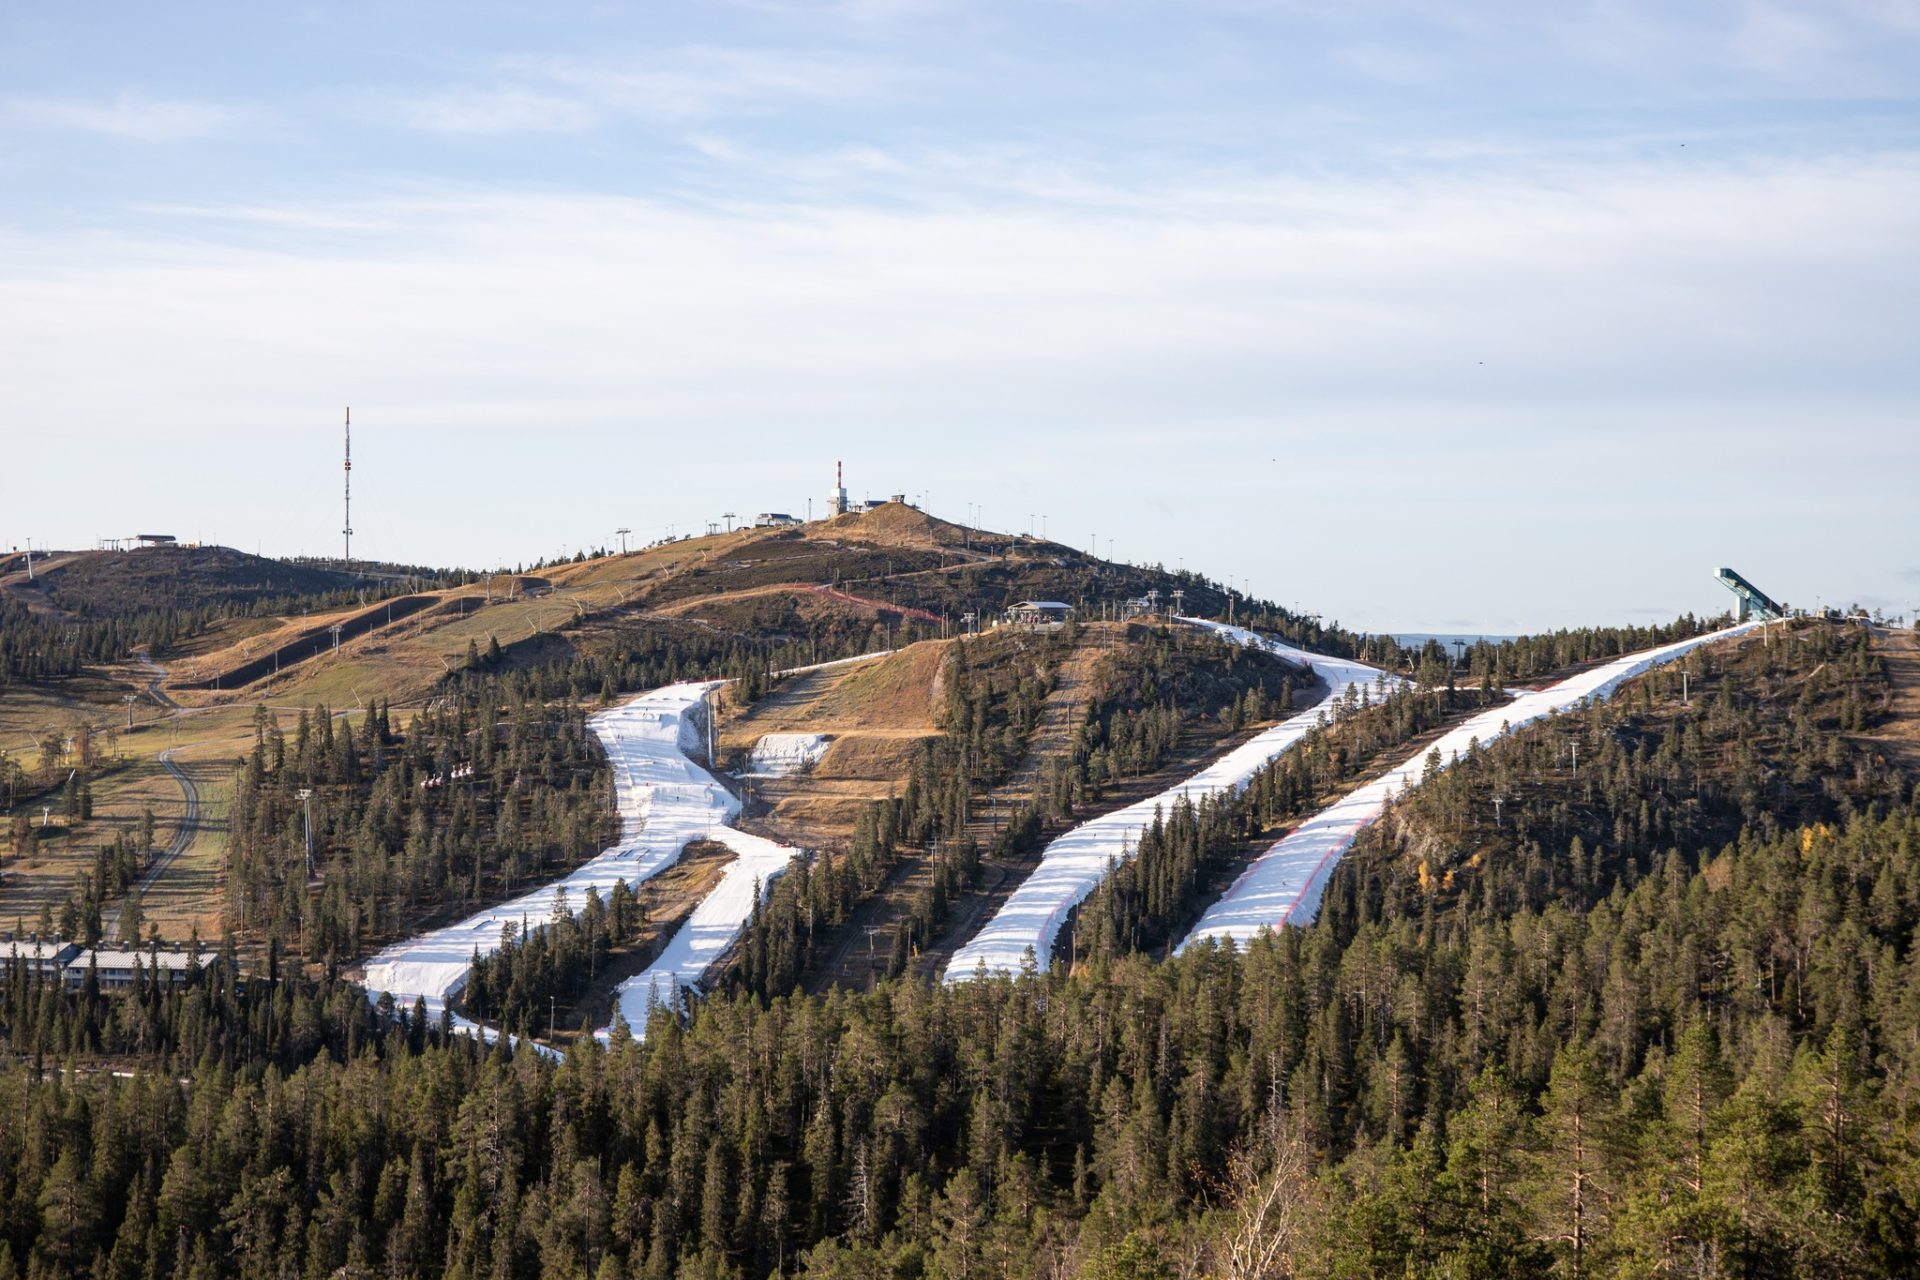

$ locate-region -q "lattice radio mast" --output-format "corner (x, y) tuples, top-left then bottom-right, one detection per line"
(343, 407), (353, 565)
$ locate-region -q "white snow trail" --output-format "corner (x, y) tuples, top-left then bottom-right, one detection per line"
(608, 825), (792, 1032)
(745, 732), (833, 776)
(943, 620), (1391, 981)
(1176, 619), (1763, 951)
(363, 679), (802, 1040)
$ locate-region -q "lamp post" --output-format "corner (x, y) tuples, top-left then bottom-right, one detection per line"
(296, 789), (314, 879)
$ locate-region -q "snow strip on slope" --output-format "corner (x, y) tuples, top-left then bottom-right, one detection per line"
(1176, 619), (1763, 951)
(362, 680), (796, 1032)
(943, 621), (1391, 981)
(610, 825), (792, 1031)
(745, 733), (832, 776)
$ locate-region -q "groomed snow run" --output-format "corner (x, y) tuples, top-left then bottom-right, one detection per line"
(1177, 619), (1764, 952)
(943, 620), (1391, 981)
(745, 733), (832, 776)
(609, 825), (792, 1032)
(363, 679), (798, 1038)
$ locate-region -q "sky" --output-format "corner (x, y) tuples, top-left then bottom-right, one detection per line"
(2, 1), (1916, 633)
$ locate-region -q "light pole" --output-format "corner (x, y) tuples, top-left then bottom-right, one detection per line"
(296, 789), (314, 879)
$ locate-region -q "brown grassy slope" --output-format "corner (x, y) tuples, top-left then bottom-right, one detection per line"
(718, 643), (949, 847)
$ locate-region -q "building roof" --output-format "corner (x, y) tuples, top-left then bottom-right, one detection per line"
(1011, 600), (1073, 611)
(2, 939), (80, 962)
(76, 949), (203, 972)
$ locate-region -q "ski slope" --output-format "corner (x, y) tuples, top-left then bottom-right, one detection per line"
(1177, 619), (1763, 951)
(610, 825), (792, 1030)
(943, 620), (1391, 981)
(363, 680), (794, 1031)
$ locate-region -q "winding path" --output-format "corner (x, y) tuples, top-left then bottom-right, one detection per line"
(104, 656), (195, 935)
(130, 749), (199, 892)
(136, 650), (180, 710)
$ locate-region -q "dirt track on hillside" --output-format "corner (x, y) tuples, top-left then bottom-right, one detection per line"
(1864, 626), (1920, 774)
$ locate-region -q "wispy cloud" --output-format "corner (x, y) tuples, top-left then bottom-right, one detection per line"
(383, 45), (926, 136)
(2, 93), (245, 142)
(387, 87), (596, 135)
(5, 151), (1914, 440)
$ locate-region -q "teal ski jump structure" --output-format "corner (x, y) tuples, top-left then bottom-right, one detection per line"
(1715, 567), (1785, 621)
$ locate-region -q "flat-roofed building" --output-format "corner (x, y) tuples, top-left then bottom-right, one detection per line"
(66, 947), (205, 991)
(0, 938), (81, 981)
(1007, 600), (1073, 630)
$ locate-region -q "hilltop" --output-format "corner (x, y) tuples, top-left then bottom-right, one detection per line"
(0, 505), (1308, 943)
(0, 544), (455, 620)
(129, 502), (1318, 713)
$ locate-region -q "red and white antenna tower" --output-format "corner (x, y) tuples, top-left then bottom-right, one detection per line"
(343, 407), (353, 564)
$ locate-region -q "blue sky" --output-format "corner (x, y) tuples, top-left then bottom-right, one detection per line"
(3, 1), (1917, 631)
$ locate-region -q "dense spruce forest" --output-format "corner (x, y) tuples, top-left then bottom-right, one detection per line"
(0, 597), (218, 688)
(210, 623), (850, 963)
(5, 608), (1914, 1279)
(0, 622), (1913, 1280)
(0, 549), (469, 690)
